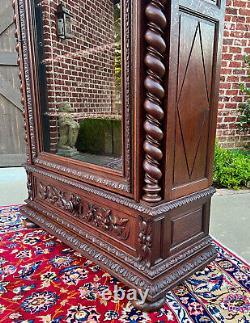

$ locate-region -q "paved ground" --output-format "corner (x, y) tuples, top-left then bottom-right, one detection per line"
(0, 167), (27, 206)
(0, 167), (249, 263)
(211, 190), (250, 263)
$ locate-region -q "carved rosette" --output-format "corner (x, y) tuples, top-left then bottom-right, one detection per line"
(142, 0), (167, 202)
(138, 217), (153, 267)
(86, 204), (130, 241)
(38, 183), (82, 216)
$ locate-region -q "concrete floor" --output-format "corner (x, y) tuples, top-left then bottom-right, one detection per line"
(211, 190), (250, 263)
(0, 167), (27, 206)
(0, 167), (249, 263)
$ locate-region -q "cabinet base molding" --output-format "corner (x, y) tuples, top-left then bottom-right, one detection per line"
(15, 0), (225, 312)
(21, 202), (217, 306)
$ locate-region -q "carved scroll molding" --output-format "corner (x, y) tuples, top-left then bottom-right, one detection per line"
(84, 204), (130, 241)
(35, 158), (130, 192)
(38, 182), (83, 216)
(24, 201), (214, 278)
(26, 162), (216, 216)
(13, 0), (37, 160)
(142, 0), (167, 202)
(138, 217), (153, 267)
(124, 0), (132, 185)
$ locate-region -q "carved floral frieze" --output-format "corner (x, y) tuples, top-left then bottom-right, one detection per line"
(138, 217), (153, 267)
(85, 204), (130, 241)
(38, 182), (82, 216)
(37, 182), (130, 241)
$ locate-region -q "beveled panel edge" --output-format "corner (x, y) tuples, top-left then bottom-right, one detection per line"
(179, 0), (223, 20)
(16, 0), (134, 193)
(35, 158), (130, 192)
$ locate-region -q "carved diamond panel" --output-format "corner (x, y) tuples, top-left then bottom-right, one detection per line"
(174, 14), (215, 187)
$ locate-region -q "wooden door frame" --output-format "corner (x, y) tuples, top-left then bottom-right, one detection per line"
(0, 0), (25, 167)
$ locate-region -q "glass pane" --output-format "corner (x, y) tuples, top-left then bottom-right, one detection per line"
(38, 0), (123, 171)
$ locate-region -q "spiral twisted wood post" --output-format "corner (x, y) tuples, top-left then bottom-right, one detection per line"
(142, 0), (167, 203)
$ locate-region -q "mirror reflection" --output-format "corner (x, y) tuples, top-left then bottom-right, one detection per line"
(39, 0), (123, 170)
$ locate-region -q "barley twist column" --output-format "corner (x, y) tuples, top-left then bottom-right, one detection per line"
(142, 0), (167, 203)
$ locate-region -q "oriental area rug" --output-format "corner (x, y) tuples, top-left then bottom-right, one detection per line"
(0, 205), (249, 323)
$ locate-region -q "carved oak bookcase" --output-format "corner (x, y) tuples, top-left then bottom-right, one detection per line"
(14, 0), (225, 311)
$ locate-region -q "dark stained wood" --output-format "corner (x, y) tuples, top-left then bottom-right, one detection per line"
(165, 0), (226, 200)
(15, 0), (225, 311)
(174, 14), (214, 187)
(142, 0), (167, 203)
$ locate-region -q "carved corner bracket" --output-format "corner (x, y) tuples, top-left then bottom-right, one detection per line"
(142, 0), (168, 203)
(138, 216), (153, 267)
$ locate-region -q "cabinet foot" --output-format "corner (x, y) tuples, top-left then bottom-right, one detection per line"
(23, 218), (40, 228)
(132, 296), (165, 312)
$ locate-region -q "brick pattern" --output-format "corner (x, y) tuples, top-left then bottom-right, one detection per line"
(217, 0), (250, 148)
(40, 0), (117, 152)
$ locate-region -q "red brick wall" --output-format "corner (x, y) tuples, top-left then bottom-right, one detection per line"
(40, 0), (117, 152)
(217, 0), (250, 148)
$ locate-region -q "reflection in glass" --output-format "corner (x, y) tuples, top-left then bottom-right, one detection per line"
(39, 1), (122, 170)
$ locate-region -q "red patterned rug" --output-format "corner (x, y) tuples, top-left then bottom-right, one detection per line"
(0, 205), (249, 323)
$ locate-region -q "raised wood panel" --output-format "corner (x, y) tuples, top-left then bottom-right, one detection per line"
(33, 176), (137, 256)
(164, 0), (225, 201)
(174, 14), (215, 187)
(163, 198), (210, 257)
(171, 208), (203, 247)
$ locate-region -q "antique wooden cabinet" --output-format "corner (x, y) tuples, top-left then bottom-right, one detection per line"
(15, 0), (225, 311)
